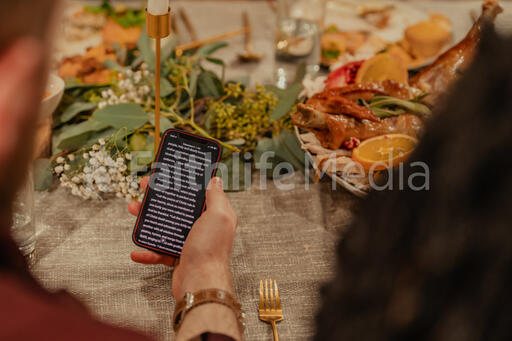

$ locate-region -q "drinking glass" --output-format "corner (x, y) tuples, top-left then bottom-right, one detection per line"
(11, 170), (36, 264)
(274, 0), (326, 88)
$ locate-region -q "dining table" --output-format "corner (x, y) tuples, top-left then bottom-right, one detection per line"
(31, 1), (512, 340)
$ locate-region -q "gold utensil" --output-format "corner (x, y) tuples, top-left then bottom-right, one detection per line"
(175, 28), (249, 57)
(179, 8), (198, 42)
(259, 279), (283, 341)
(238, 12), (263, 62)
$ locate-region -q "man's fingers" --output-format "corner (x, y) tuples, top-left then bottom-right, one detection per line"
(140, 176), (149, 191)
(128, 201), (141, 216)
(205, 177), (229, 212)
(130, 250), (176, 267)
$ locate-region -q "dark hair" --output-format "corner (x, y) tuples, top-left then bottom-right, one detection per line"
(315, 27), (512, 341)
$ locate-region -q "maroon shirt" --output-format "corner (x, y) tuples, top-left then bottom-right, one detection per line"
(0, 232), (154, 340)
(0, 232), (234, 340)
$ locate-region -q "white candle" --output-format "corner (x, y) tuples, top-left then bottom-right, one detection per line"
(148, 0), (169, 15)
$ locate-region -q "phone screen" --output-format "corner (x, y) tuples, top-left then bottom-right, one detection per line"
(132, 129), (222, 257)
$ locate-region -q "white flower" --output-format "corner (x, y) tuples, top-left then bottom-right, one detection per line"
(126, 69), (133, 77)
(105, 157), (116, 168)
(116, 192), (123, 198)
(141, 63), (148, 70)
(89, 158), (98, 167)
(125, 153), (132, 160)
(83, 153), (89, 159)
(54, 165), (64, 174)
(56, 156), (65, 164)
(143, 70), (150, 77)
(101, 90), (109, 98)
(67, 154), (75, 161)
(64, 164), (71, 171)
(99, 138), (106, 146)
(119, 164), (127, 172)
(72, 176), (80, 183)
(92, 144), (100, 151)
(83, 166), (92, 174)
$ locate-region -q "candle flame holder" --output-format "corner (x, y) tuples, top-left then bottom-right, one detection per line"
(146, 7), (171, 152)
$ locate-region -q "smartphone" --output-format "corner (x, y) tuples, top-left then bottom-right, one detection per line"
(132, 129), (222, 258)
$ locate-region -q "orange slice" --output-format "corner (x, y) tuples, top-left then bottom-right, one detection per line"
(355, 53), (409, 85)
(352, 134), (418, 171)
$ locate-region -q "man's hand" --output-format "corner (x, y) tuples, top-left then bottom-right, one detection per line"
(128, 176), (237, 299)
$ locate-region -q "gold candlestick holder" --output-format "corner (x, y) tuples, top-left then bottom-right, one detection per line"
(146, 7), (171, 152)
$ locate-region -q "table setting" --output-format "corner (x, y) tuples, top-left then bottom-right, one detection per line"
(8, 0), (512, 340)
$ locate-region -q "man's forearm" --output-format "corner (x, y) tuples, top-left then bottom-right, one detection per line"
(175, 262), (242, 341)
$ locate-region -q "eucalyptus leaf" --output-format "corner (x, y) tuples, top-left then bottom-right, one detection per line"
(53, 120), (110, 151)
(103, 59), (125, 71)
(279, 131), (306, 166)
(189, 68), (199, 98)
(64, 78), (109, 90)
(148, 113), (174, 133)
(33, 158), (53, 191)
(264, 84), (286, 98)
(236, 76), (250, 88)
(152, 77), (174, 97)
(112, 42), (127, 65)
(137, 28), (155, 70)
(93, 103), (148, 130)
(216, 154), (249, 192)
(273, 135), (302, 172)
(197, 71), (223, 98)
(60, 102), (96, 123)
(161, 37), (178, 63)
(196, 42), (228, 57)
(269, 83), (302, 121)
(205, 57), (225, 66)
(254, 138), (279, 178)
(84, 128), (125, 149)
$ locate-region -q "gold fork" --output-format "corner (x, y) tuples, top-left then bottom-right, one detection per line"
(259, 279), (284, 341)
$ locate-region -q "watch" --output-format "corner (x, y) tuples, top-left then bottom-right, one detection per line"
(173, 289), (246, 334)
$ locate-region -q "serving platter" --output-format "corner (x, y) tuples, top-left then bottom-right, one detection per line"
(294, 126), (368, 197)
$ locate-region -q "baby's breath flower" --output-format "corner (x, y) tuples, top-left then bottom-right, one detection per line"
(98, 138), (106, 145)
(54, 165), (64, 174)
(67, 154), (75, 161)
(56, 156), (65, 164)
(64, 164), (71, 171)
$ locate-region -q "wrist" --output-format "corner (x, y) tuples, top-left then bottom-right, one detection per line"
(180, 261), (233, 294)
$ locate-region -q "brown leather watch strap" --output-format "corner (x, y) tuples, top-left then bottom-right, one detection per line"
(173, 289), (245, 334)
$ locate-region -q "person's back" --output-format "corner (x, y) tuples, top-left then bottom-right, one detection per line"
(315, 27), (512, 341)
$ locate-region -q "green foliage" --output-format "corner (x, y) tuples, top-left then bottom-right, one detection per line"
(196, 42), (228, 57)
(53, 120), (110, 152)
(93, 103), (148, 130)
(34, 159), (53, 191)
(60, 102), (96, 123)
(85, 1), (145, 27)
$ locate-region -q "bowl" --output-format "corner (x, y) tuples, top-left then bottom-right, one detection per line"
(40, 73), (64, 120)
